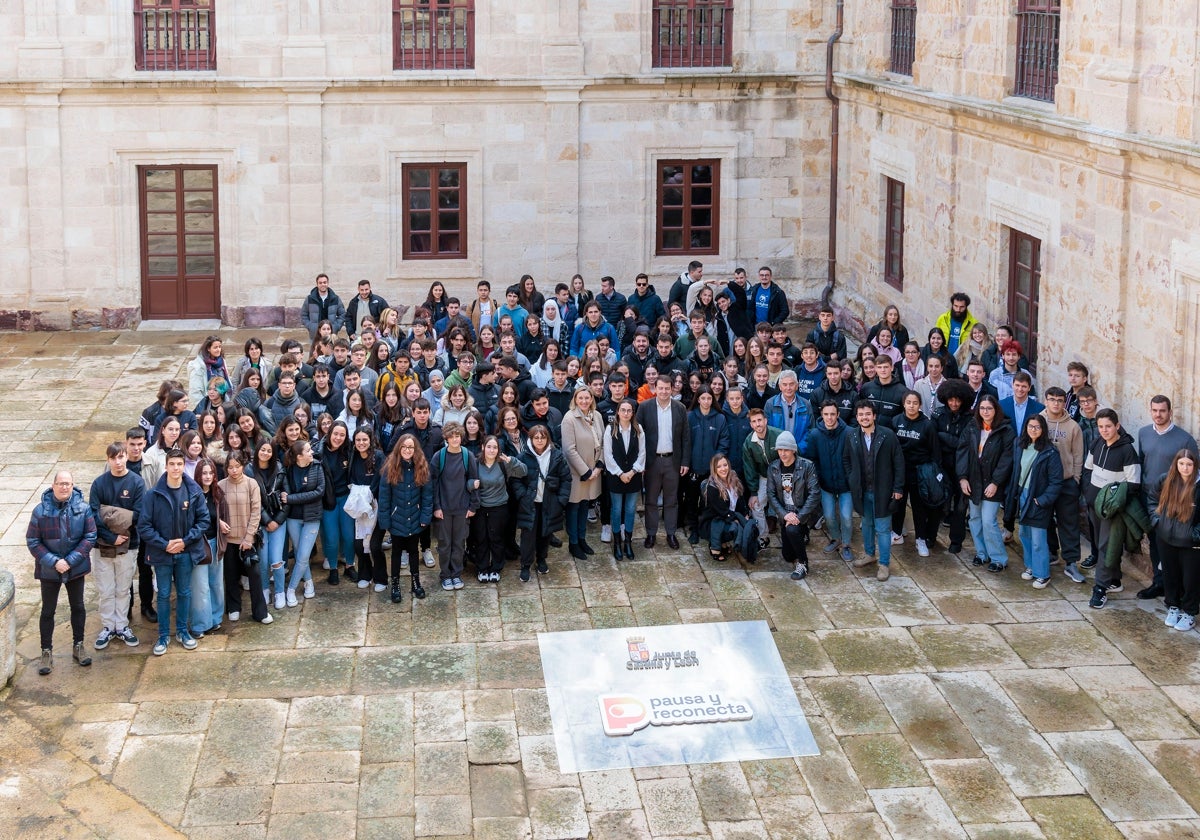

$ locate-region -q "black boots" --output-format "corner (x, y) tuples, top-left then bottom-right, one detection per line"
(612, 534), (623, 560)
(623, 535), (635, 560)
(410, 574), (426, 600)
(390, 576), (403, 604)
(569, 543), (586, 560)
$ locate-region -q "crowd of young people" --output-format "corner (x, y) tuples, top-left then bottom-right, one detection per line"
(28, 274), (1200, 671)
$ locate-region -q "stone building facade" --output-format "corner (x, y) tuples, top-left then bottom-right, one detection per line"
(4, 1), (1200, 428)
(1, 1), (827, 329)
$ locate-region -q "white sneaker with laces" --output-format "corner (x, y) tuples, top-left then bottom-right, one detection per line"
(274, 592), (286, 610)
(373, 582), (387, 593)
(357, 579), (370, 589)
(423, 549), (436, 568)
(228, 611), (240, 622)
(1176, 613), (1196, 632)
(601, 524), (612, 543)
(304, 580), (315, 598)
(285, 590), (298, 608)
(891, 532), (904, 545)
(1166, 606), (1181, 627)
(916, 539), (930, 557)
(1021, 569), (1034, 581)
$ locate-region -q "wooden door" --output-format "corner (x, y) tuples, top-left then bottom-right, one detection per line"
(1007, 229), (1041, 370)
(138, 165), (220, 319)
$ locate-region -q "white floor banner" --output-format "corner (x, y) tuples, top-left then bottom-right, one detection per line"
(538, 620), (819, 772)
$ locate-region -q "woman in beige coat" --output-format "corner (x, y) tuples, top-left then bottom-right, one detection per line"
(560, 387), (605, 559)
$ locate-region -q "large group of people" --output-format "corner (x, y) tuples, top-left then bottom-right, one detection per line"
(27, 271), (1200, 672)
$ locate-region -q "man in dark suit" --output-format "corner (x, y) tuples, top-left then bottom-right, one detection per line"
(636, 378), (691, 549)
(843, 400), (905, 581)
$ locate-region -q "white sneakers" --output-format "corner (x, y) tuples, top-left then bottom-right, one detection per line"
(891, 532), (904, 545)
(285, 590), (298, 608)
(274, 592), (286, 610)
(304, 580), (315, 599)
(601, 525), (612, 543)
(357, 579), (370, 589)
(373, 582), (387, 593)
(915, 539), (930, 557)
(424, 549), (436, 568)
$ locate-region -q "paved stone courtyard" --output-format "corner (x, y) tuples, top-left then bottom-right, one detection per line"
(3, 329), (1200, 839)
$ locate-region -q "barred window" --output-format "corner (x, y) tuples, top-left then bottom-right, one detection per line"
(1014, 0), (1061, 102)
(135, 0), (215, 71)
(890, 0), (916, 76)
(393, 0), (475, 70)
(652, 0), (733, 69)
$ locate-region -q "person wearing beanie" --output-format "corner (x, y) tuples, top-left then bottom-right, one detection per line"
(764, 431), (820, 580)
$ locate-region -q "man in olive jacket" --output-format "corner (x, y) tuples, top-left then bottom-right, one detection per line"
(843, 400), (905, 580)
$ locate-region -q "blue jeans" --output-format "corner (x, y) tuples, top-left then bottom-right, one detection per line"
(260, 524), (287, 595)
(321, 495), (355, 567)
(861, 491), (893, 566)
(1020, 524), (1050, 579)
(969, 499), (1007, 565)
(821, 490), (854, 547)
(565, 501), (590, 544)
(709, 519), (737, 549)
(286, 519), (320, 590)
(155, 556), (193, 640)
(187, 537), (221, 633)
(610, 492), (638, 536)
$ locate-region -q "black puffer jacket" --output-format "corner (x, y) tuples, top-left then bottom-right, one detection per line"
(956, 422), (1016, 504)
(285, 461), (326, 523)
(513, 443), (572, 537)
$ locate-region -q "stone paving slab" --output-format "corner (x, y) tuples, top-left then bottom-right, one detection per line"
(3, 329), (1200, 837)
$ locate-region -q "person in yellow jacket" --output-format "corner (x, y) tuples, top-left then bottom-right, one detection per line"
(934, 292), (979, 358)
(375, 354), (419, 400)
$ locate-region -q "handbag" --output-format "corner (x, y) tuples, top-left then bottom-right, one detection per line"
(238, 544), (259, 574)
(198, 539), (214, 566)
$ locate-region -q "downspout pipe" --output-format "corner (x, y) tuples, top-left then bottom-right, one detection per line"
(822, 0), (845, 310)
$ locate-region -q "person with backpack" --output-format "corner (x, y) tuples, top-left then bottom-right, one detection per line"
(432, 422), (481, 591)
(764, 432), (820, 580)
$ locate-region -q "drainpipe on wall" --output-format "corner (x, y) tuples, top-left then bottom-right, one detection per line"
(822, 0), (845, 311)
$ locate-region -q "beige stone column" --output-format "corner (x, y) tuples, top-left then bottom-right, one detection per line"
(23, 91), (66, 323)
(18, 0), (63, 79)
(283, 0), (327, 76)
(286, 88), (326, 317)
(1057, 0), (1139, 131)
(542, 0), (584, 76)
(542, 86), (583, 278)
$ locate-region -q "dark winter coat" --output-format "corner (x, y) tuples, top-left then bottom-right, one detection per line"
(805, 420), (852, 494)
(28, 487), (96, 581)
(688, 408), (731, 475)
(805, 324), (849, 361)
(1006, 445), (1064, 529)
(859, 379), (907, 429)
(513, 444), (572, 536)
(809, 381), (857, 425)
(628, 286), (665, 326)
(956, 422), (1017, 504)
(748, 282), (790, 325)
(378, 461), (434, 537)
(321, 444), (352, 499)
(843, 425), (905, 516)
(893, 412), (941, 473)
(301, 286), (346, 337)
(763, 394), (814, 455)
(137, 474), (211, 566)
(251, 460), (289, 529)
(933, 404), (974, 479)
(699, 480), (750, 533)
(285, 461), (326, 523)
(723, 404), (753, 476)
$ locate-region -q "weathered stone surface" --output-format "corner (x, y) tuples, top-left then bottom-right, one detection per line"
(1067, 665), (1199, 740)
(992, 669), (1112, 732)
(864, 576), (946, 626)
(841, 734), (930, 788)
(818, 627), (932, 675)
(926, 590), (1014, 625)
(808, 675), (897, 735)
(580, 768), (641, 812)
(193, 699), (288, 787)
(112, 734), (204, 825)
(1045, 731), (1197, 821)
(414, 741), (469, 795)
(467, 720), (521, 764)
(1022, 795), (1125, 840)
(638, 777), (707, 835)
(871, 673), (984, 760)
(870, 787), (968, 840)
(996, 621), (1130, 669)
(934, 672), (1084, 797)
(527, 787), (589, 840)
(358, 762), (415, 818)
(924, 759), (1029, 824)
(355, 645), (477, 692)
(1137, 739), (1200, 815)
(470, 764), (528, 818)
(910, 624), (1026, 671)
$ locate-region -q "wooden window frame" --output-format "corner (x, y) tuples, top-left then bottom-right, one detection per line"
(134, 0), (216, 72)
(1013, 0), (1061, 102)
(652, 0), (734, 69)
(138, 165), (221, 319)
(889, 0), (917, 76)
(656, 160), (720, 257)
(393, 0), (475, 70)
(884, 178), (905, 292)
(402, 163), (468, 260)
(1007, 228), (1042, 371)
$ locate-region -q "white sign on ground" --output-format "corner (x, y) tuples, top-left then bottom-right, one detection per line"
(538, 620), (819, 772)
